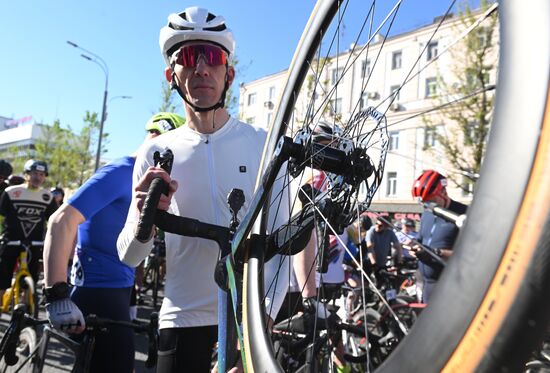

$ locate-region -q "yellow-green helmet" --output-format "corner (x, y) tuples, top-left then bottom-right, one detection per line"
(145, 112), (186, 134)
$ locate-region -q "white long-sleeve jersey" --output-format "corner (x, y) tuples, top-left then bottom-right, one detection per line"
(117, 118), (291, 328)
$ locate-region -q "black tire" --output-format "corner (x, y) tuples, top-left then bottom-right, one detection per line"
(242, 0), (550, 372)
(142, 258), (161, 308)
(142, 258), (157, 291)
(0, 327), (37, 373)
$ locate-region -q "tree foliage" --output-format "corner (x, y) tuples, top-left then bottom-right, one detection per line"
(0, 111), (102, 190)
(157, 80), (180, 114)
(423, 0), (497, 193)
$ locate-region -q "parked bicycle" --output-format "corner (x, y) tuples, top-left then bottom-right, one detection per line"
(0, 241), (43, 318)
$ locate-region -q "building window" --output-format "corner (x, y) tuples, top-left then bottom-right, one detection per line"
(389, 131), (400, 151)
(465, 121), (487, 145)
(246, 117), (255, 125)
(329, 98), (342, 115)
(331, 67), (344, 85)
(476, 27), (489, 48)
(268, 86), (276, 101)
(465, 122), (477, 145)
(466, 69), (490, 89)
(361, 59), (371, 78)
(247, 93), (257, 106)
(425, 77), (438, 97)
(461, 176), (474, 197)
(386, 172), (397, 196)
(360, 92), (368, 110)
(424, 126), (441, 148)
(390, 85), (401, 101)
(427, 41), (438, 61)
(266, 113), (273, 127)
(391, 51), (402, 70)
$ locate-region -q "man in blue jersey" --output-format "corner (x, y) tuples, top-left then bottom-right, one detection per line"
(42, 113), (185, 373)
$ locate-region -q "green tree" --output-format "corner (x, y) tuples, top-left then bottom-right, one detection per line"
(158, 80), (180, 114)
(33, 120), (71, 187)
(0, 112), (102, 190)
(35, 113), (101, 188)
(73, 111), (100, 186)
(423, 1), (497, 193)
(225, 54), (243, 116)
(0, 145), (25, 175)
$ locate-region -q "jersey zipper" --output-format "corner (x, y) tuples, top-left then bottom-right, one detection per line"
(205, 135), (220, 225)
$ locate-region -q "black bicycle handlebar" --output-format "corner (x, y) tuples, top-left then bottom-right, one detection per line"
(135, 149), (174, 241)
(85, 313), (159, 368)
(0, 307), (159, 368)
(154, 211), (231, 253)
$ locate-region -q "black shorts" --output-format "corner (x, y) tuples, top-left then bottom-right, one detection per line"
(157, 325), (218, 373)
(0, 244), (41, 290)
(71, 286), (134, 373)
(275, 291), (305, 323)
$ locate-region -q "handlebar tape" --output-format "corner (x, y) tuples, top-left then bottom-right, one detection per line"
(136, 178), (168, 241)
(135, 149), (174, 242)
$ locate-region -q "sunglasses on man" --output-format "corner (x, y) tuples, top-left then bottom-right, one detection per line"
(172, 44), (228, 68)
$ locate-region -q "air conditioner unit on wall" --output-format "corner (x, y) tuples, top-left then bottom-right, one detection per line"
(367, 92), (379, 100)
(390, 102), (401, 111)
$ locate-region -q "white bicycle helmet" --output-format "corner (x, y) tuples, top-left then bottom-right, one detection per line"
(159, 6), (235, 66)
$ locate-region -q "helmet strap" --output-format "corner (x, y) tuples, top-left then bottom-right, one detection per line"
(170, 66), (229, 113)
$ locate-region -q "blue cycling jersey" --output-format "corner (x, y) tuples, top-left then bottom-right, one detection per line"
(69, 156), (135, 288)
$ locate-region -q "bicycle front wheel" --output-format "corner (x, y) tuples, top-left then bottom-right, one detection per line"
(0, 327), (37, 373)
(17, 276), (38, 319)
(242, 0), (550, 372)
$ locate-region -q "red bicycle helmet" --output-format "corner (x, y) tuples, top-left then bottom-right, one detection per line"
(412, 169), (447, 201)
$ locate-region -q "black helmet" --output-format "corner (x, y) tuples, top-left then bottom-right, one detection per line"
(51, 187), (65, 196)
(8, 175), (25, 186)
(360, 215), (372, 231)
(401, 218), (415, 227)
(0, 160), (13, 178)
(24, 159), (48, 176)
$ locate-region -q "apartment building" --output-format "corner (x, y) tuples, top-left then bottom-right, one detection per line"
(238, 9), (497, 217)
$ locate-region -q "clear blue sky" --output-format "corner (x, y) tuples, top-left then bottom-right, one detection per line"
(0, 1), (459, 160)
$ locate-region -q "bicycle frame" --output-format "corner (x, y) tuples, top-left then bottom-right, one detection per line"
(144, 139), (318, 372)
(0, 308), (158, 373)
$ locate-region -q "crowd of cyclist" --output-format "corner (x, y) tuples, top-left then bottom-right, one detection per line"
(0, 5), (469, 373)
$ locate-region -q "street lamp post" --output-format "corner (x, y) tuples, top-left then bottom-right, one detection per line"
(67, 41), (109, 171)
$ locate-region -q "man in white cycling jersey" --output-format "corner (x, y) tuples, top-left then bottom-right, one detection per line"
(116, 7), (296, 372)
